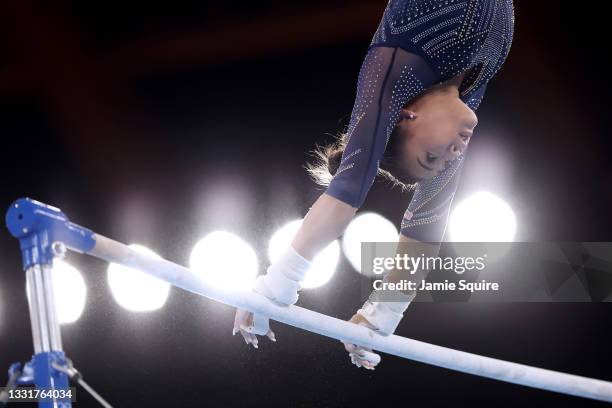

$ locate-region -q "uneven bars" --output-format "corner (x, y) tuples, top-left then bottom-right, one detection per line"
(5, 198), (612, 403)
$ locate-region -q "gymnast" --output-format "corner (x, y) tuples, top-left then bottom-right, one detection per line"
(234, 0), (514, 369)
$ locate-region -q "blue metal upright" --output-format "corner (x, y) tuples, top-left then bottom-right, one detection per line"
(5, 198), (96, 407)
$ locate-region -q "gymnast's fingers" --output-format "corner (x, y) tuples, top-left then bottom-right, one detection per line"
(266, 330), (277, 342)
(348, 346), (381, 369)
(349, 353), (361, 368)
(239, 325), (258, 347)
(233, 309), (248, 333)
(245, 311), (254, 327)
(344, 342), (358, 353)
(361, 358), (375, 370)
(349, 352), (376, 370)
(239, 327), (259, 349)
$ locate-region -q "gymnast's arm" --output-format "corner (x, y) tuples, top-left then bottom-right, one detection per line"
(343, 233), (439, 369)
(291, 193), (356, 260)
(348, 233), (439, 325)
(342, 164), (460, 369)
(384, 233), (439, 286)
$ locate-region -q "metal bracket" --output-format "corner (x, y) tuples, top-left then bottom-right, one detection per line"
(5, 198), (95, 270)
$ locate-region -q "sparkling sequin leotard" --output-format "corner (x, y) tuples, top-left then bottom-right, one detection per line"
(326, 0), (514, 241)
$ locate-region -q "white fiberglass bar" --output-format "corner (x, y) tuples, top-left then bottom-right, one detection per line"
(85, 234), (612, 402)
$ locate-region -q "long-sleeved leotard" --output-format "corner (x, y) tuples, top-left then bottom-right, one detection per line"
(326, 0), (514, 242)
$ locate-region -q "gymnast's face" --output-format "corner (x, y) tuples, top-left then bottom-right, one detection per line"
(386, 100), (478, 183)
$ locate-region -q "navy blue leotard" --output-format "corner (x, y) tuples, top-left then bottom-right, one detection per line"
(326, 0), (514, 242)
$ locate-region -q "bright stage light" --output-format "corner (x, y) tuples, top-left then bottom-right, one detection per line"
(51, 260), (87, 324)
(107, 245), (170, 312)
(189, 231), (258, 290)
(342, 212), (398, 273)
(268, 220), (339, 289)
(449, 191), (516, 242)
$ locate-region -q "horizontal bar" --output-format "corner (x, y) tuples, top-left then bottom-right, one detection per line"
(81, 234), (612, 402)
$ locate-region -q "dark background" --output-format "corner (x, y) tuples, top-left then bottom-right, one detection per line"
(0, 1), (610, 407)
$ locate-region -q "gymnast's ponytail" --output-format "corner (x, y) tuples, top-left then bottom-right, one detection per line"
(306, 132), (348, 187)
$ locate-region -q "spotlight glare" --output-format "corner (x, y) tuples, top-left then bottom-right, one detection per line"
(189, 231), (258, 290)
(107, 245), (170, 312)
(342, 212), (398, 273)
(51, 260), (87, 324)
(449, 191), (516, 242)
(268, 220), (339, 289)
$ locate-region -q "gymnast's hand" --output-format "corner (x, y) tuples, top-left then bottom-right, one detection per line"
(233, 308), (276, 348)
(233, 245), (311, 348)
(343, 313), (382, 370)
(231, 274), (283, 348)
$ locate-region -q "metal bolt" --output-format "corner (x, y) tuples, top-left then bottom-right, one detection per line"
(22, 227), (28, 234)
(51, 242), (67, 259)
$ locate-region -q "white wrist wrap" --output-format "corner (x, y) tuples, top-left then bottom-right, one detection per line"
(357, 300), (410, 335)
(253, 246), (311, 305)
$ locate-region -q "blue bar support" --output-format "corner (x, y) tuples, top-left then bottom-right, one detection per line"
(5, 198), (94, 408)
